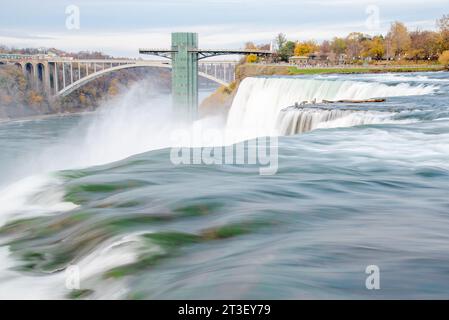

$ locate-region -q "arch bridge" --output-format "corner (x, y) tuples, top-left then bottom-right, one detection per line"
(1, 33), (272, 120)
(0, 54), (237, 98)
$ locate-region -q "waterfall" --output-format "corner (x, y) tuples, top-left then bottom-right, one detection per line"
(226, 77), (437, 139)
(277, 108), (396, 135)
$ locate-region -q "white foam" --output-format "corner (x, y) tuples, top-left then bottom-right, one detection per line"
(0, 174), (77, 226)
(0, 233), (151, 299)
(277, 108), (410, 135)
(0, 246), (67, 300)
(226, 77), (437, 140)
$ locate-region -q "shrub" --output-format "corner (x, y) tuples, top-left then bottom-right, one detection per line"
(245, 54), (258, 63)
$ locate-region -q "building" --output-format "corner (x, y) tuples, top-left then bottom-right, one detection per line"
(289, 53), (330, 66)
(288, 55), (309, 65)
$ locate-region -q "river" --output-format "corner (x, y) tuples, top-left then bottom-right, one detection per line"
(0, 72), (448, 299)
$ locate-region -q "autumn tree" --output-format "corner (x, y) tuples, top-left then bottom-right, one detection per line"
(439, 50), (449, 67)
(437, 14), (449, 52)
(386, 22), (411, 59)
(79, 92), (87, 105)
(241, 42), (270, 63)
(346, 32), (367, 61)
(244, 42), (257, 50)
(294, 40), (318, 56)
(330, 37), (347, 55)
(408, 30), (440, 60)
(362, 36), (385, 60)
(246, 54), (258, 63)
(27, 91), (44, 107)
(0, 65), (28, 106)
(320, 40), (331, 55)
(107, 79), (120, 96)
(257, 43), (271, 51)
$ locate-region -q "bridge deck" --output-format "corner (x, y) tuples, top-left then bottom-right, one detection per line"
(139, 48), (272, 58)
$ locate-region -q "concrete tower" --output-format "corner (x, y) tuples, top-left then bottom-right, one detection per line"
(171, 32), (199, 121)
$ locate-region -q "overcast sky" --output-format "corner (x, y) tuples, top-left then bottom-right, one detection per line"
(0, 0), (447, 57)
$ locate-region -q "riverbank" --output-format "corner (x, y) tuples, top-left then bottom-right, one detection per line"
(286, 64), (445, 75)
(238, 63), (445, 77)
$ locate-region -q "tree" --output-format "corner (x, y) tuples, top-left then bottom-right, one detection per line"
(246, 54), (258, 63)
(79, 93), (87, 105)
(439, 50), (449, 67)
(242, 42), (269, 63)
(294, 40), (317, 56)
(408, 30), (440, 60)
(257, 43), (271, 51)
(437, 14), (449, 32)
(107, 79), (119, 96)
(320, 40), (331, 55)
(330, 37), (347, 55)
(346, 32), (366, 60)
(437, 14), (449, 52)
(27, 91), (44, 106)
(278, 41), (296, 62)
(275, 33), (287, 52)
(0, 65), (28, 107)
(363, 36), (385, 60)
(386, 22), (411, 59)
(244, 42), (257, 50)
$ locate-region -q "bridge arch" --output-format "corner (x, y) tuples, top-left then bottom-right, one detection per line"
(25, 62), (34, 78)
(36, 63), (45, 81)
(57, 62), (228, 97)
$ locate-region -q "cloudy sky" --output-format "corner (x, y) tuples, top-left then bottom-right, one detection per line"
(0, 0), (447, 57)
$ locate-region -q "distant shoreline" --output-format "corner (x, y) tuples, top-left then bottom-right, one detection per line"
(286, 65), (446, 75)
(237, 63), (446, 77)
(0, 111), (93, 124)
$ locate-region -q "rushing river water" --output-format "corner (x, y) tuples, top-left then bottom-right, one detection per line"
(0, 72), (449, 299)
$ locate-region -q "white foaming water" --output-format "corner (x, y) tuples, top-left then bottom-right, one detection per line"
(277, 108), (403, 135)
(0, 174), (78, 226)
(0, 246), (67, 299)
(226, 77), (437, 140)
(0, 233), (147, 299)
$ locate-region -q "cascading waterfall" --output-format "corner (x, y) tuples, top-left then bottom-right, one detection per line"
(277, 108), (398, 135)
(226, 77), (437, 139)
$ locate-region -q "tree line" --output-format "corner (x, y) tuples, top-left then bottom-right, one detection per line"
(245, 14), (449, 66)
